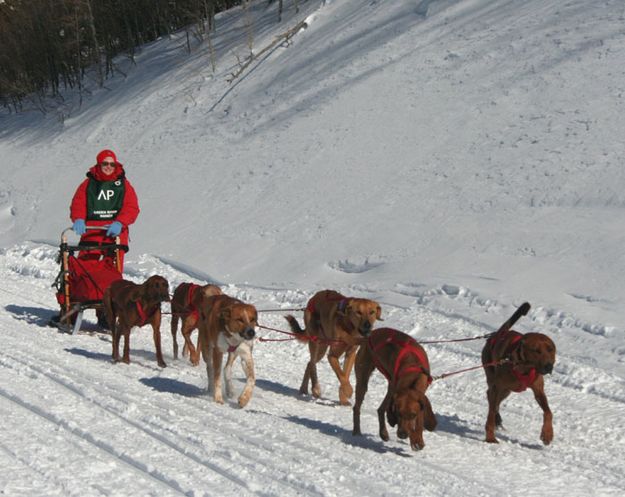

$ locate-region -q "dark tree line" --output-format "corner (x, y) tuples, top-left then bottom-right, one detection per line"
(0, 0), (241, 112)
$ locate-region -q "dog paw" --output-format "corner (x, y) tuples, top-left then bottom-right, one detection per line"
(540, 429), (553, 445)
(340, 382), (353, 399)
(380, 429), (389, 442)
(485, 436), (499, 444)
(410, 439), (425, 451)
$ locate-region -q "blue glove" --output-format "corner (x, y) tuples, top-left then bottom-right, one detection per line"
(106, 221), (123, 237)
(72, 219), (86, 235)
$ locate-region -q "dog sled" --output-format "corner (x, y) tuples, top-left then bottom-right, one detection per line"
(50, 226), (127, 334)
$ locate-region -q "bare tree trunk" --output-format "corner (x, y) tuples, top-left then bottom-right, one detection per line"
(84, 0), (103, 86)
(73, 6), (83, 106)
(243, 0), (254, 53)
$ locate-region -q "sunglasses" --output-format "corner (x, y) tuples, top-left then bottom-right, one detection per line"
(100, 161), (115, 167)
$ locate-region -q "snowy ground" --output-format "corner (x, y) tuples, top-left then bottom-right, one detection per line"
(1, 0), (625, 495)
(1, 244), (624, 496)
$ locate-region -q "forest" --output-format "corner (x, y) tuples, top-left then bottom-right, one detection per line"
(0, 0), (256, 111)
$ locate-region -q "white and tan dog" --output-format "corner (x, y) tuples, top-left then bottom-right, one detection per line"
(197, 294), (258, 407)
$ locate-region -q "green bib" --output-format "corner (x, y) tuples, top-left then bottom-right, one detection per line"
(86, 178), (125, 221)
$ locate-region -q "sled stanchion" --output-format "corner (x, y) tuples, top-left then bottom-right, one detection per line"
(115, 235), (122, 273)
(61, 230), (72, 328)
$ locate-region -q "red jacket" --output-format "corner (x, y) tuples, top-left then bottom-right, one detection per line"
(70, 164), (139, 245)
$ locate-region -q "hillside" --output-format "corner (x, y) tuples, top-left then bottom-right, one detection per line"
(1, 1), (624, 496)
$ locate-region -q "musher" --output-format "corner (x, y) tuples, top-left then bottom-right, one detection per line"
(70, 148), (139, 271)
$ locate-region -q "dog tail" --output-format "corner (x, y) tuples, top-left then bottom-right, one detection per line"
(284, 315), (306, 340)
(494, 302), (531, 336)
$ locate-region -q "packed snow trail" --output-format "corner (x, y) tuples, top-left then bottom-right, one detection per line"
(1, 244), (624, 496)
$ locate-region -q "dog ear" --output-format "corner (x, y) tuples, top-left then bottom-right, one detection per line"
(419, 392), (437, 432)
(339, 302), (351, 317)
(387, 397), (398, 427)
(219, 308), (232, 322)
(376, 305), (383, 321)
(513, 336), (526, 364)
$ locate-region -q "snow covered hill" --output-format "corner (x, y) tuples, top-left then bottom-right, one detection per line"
(1, 1), (624, 495)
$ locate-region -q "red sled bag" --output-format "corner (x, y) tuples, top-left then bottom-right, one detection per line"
(58, 257), (122, 304)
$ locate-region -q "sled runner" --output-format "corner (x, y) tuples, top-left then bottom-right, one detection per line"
(50, 226), (127, 334)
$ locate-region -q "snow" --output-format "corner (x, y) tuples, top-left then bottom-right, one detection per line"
(1, 0), (624, 495)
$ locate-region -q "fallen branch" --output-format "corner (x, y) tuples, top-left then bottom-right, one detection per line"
(227, 19), (308, 83)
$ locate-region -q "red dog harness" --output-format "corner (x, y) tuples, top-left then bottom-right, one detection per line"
(135, 301), (160, 327)
(185, 283), (200, 321)
(488, 332), (537, 392)
(369, 330), (432, 386)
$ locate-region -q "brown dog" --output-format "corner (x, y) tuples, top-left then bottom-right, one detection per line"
(103, 275), (170, 368)
(353, 328), (437, 450)
(285, 289), (382, 405)
(170, 282), (222, 365)
(197, 294), (258, 407)
(481, 302), (556, 444)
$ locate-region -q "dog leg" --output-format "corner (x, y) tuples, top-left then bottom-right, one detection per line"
(302, 343), (326, 398)
(121, 326), (131, 364)
(224, 350), (237, 399)
(181, 320), (199, 366)
(203, 345), (215, 396)
(299, 362), (311, 395)
(299, 341), (315, 395)
(421, 392), (438, 432)
(310, 345), (327, 398)
(494, 390), (509, 428)
(190, 334), (202, 366)
(107, 302), (120, 362)
(485, 385), (506, 443)
(377, 389), (393, 441)
(171, 314), (179, 359)
(237, 343), (255, 408)
(111, 315), (121, 363)
(151, 313), (167, 368)
(410, 418), (425, 451)
(112, 330), (122, 362)
(352, 348), (375, 436)
(531, 377), (553, 445)
(328, 350), (351, 405)
(340, 346), (358, 400)
(212, 348), (224, 404)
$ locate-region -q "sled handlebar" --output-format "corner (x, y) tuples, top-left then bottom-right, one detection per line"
(61, 225), (120, 244)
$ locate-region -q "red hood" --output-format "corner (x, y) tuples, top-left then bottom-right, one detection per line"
(88, 163), (125, 181)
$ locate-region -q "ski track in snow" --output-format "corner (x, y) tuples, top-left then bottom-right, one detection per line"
(1, 243), (624, 496)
